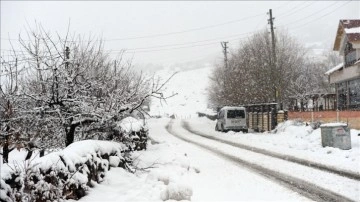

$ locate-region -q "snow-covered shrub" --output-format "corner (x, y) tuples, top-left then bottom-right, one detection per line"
(161, 183), (193, 201)
(0, 140), (131, 201)
(112, 117), (149, 151)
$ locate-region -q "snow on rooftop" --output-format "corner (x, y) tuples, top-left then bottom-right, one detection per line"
(221, 106), (246, 110)
(345, 27), (360, 34)
(325, 63), (344, 75)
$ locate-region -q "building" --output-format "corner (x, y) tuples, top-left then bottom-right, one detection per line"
(325, 19), (360, 110)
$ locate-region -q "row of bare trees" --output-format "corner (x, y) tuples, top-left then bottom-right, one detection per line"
(208, 30), (341, 110)
(0, 24), (173, 163)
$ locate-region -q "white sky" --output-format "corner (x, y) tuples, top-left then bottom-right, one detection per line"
(1, 1), (359, 70)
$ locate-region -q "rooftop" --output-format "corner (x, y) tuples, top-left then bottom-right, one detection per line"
(334, 19), (360, 51)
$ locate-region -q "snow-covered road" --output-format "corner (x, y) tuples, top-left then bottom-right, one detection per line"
(77, 118), (310, 201)
(183, 121), (360, 180)
(76, 117), (359, 201)
(167, 119), (359, 201)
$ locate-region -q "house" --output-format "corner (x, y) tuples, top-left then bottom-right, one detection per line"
(325, 19), (360, 110)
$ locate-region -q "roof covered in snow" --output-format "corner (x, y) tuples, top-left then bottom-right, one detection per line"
(334, 19), (360, 51)
(325, 63), (344, 75)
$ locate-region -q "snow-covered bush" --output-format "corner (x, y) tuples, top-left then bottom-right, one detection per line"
(111, 117), (149, 151)
(0, 140), (131, 201)
(161, 183), (193, 201)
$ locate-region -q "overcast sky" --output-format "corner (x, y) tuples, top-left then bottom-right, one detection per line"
(1, 1), (359, 70)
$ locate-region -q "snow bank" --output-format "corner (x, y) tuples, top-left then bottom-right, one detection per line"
(161, 182), (193, 201)
(1, 140), (129, 201)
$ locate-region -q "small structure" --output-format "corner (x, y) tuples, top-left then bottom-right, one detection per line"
(320, 123), (351, 150)
(325, 19), (360, 110)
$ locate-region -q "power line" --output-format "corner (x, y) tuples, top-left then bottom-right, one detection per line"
(277, 1), (318, 19)
(277, 1), (340, 27)
(1, 30), (258, 55)
(1, 13), (266, 42)
(289, 1), (353, 30)
(276, 1), (308, 17)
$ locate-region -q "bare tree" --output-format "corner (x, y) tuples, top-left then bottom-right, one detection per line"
(0, 24), (173, 162)
(208, 30), (311, 109)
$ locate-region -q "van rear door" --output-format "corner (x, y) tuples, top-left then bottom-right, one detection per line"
(226, 109), (246, 127)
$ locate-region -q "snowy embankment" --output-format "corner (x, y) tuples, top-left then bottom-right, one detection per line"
(1, 116), (148, 201)
(1, 140), (129, 201)
(187, 117), (360, 174)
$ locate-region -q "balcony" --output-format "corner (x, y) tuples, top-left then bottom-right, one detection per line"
(345, 50), (357, 67)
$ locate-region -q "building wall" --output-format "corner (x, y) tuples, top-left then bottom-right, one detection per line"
(329, 64), (360, 84)
(288, 111), (360, 129)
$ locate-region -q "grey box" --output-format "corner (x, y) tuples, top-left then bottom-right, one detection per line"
(320, 123), (351, 150)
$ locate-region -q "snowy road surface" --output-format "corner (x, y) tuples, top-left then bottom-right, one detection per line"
(167, 119), (358, 201)
(183, 121), (360, 180)
(77, 118), (310, 201)
(76, 117), (359, 201)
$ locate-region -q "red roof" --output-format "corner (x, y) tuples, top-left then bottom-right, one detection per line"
(333, 19), (360, 51)
(341, 19), (360, 29)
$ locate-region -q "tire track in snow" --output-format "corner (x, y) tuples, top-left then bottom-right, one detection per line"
(182, 120), (360, 181)
(166, 120), (355, 202)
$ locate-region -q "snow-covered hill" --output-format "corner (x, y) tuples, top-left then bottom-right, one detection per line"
(150, 64), (213, 118)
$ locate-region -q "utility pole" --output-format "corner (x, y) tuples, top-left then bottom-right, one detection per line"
(268, 9), (278, 108)
(221, 41), (229, 69)
(65, 46), (71, 99)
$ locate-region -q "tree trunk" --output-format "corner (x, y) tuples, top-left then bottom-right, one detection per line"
(3, 142), (9, 163)
(40, 149), (45, 157)
(66, 125), (76, 147)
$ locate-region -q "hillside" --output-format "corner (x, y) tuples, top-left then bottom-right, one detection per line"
(150, 64), (214, 118)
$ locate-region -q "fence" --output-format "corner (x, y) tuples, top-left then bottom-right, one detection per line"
(288, 110), (360, 129)
(245, 103), (288, 132)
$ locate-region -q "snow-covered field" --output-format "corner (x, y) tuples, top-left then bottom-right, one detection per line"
(150, 65), (212, 118)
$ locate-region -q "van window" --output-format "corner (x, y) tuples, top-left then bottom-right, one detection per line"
(227, 110), (245, 119)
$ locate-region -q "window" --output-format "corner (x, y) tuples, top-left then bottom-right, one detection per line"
(337, 82), (347, 110)
(344, 42), (357, 67)
(227, 110), (245, 119)
(349, 78), (360, 109)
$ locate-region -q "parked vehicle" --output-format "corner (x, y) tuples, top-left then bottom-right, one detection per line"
(215, 106), (248, 133)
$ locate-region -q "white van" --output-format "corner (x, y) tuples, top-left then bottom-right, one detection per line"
(215, 106), (248, 133)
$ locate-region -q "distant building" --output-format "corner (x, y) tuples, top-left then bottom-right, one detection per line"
(325, 19), (360, 110)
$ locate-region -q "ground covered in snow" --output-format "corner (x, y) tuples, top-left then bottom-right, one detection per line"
(150, 65), (211, 119)
(76, 118), (309, 201)
(187, 117), (360, 174)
